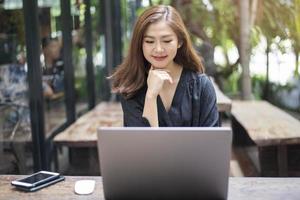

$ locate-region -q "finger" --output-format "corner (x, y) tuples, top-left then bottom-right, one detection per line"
(161, 74), (173, 84)
(154, 71), (172, 79)
(160, 73), (171, 79)
(166, 76), (173, 84)
(154, 70), (171, 76)
(153, 68), (171, 73)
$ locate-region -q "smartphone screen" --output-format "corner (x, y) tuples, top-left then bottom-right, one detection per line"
(11, 171), (60, 188)
(21, 173), (53, 184)
(16, 176), (65, 192)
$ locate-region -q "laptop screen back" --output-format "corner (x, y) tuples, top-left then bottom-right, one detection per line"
(97, 127), (232, 200)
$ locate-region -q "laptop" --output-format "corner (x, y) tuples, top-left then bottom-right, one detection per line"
(97, 127), (232, 200)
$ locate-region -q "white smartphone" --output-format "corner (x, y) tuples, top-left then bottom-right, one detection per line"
(16, 176), (65, 192)
(11, 171), (60, 188)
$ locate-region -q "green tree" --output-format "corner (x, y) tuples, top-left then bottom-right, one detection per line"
(288, 0), (300, 77)
(255, 1), (290, 99)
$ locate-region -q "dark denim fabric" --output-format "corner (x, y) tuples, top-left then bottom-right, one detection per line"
(121, 68), (219, 127)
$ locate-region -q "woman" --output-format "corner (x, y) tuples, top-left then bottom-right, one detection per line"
(110, 5), (219, 127)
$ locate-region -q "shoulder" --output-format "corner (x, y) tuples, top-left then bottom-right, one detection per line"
(183, 69), (216, 100)
(184, 69), (213, 88)
(120, 86), (147, 106)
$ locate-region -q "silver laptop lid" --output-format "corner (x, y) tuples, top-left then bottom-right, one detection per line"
(98, 127), (232, 200)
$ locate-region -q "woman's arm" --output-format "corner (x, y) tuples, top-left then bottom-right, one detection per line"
(198, 75), (219, 127)
(142, 66), (172, 127)
(142, 91), (159, 127)
(121, 96), (151, 127)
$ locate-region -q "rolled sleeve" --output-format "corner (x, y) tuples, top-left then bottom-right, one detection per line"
(121, 96), (151, 127)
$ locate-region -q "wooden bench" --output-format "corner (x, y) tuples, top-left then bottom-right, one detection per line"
(54, 102), (123, 147)
(231, 100), (300, 176)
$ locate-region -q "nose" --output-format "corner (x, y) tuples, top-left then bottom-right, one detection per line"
(154, 42), (164, 53)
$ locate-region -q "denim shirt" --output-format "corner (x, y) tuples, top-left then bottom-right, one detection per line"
(121, 68), (219, 127)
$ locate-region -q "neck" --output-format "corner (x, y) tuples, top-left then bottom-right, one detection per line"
(167, 62), (182, 80)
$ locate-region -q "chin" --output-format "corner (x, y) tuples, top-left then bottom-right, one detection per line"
(150, 62), (169, 69)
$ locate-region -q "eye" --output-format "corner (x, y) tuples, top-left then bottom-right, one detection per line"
(163, 40), (172, 43)
(145, 40), (154, 44)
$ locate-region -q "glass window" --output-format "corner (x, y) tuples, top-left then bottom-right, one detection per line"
(74, 1), (90, 114)
(0, 5), (33, 174)
(0, 0), (69, 174)
(39, 2), (67, 134)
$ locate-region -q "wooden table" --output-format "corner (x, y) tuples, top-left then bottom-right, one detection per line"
(232, 101), (300, 146)
(231, 100), (300, 176)
(1, 175), (300, 200)
(210, 78), (232, 113)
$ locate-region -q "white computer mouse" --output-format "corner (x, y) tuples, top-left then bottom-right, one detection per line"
(74, 180), (96, 195)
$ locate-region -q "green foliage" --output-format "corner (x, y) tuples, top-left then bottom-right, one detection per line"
(222, 70), (240, 97)
(136, 6), (147, 17)
(288, 0), (300, 77)
(267, 81), (298, 109)
(251, 74), (266, 100)
(251, 26), (263, 48)
(0, 9), (25, 47)
(75, 76), (87, 102)
(151, 0), (172, 5)
(251, 74), (297, 103)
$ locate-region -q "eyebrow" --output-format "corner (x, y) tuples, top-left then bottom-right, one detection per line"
(144, 34), (174, 39)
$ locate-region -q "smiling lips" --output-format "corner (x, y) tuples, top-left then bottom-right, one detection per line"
(152, 55), (168, 61)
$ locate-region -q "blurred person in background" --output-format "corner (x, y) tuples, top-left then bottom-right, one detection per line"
(41, 36), (64, 96)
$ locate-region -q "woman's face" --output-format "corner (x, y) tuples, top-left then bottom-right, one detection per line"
(142, 21), (180, 70)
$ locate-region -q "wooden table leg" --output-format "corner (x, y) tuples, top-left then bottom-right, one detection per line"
(277, 145), (288, 177)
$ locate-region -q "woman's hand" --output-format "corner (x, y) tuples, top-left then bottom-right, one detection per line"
(146, 66), (173, 98)
(143, 65), (172, 127)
